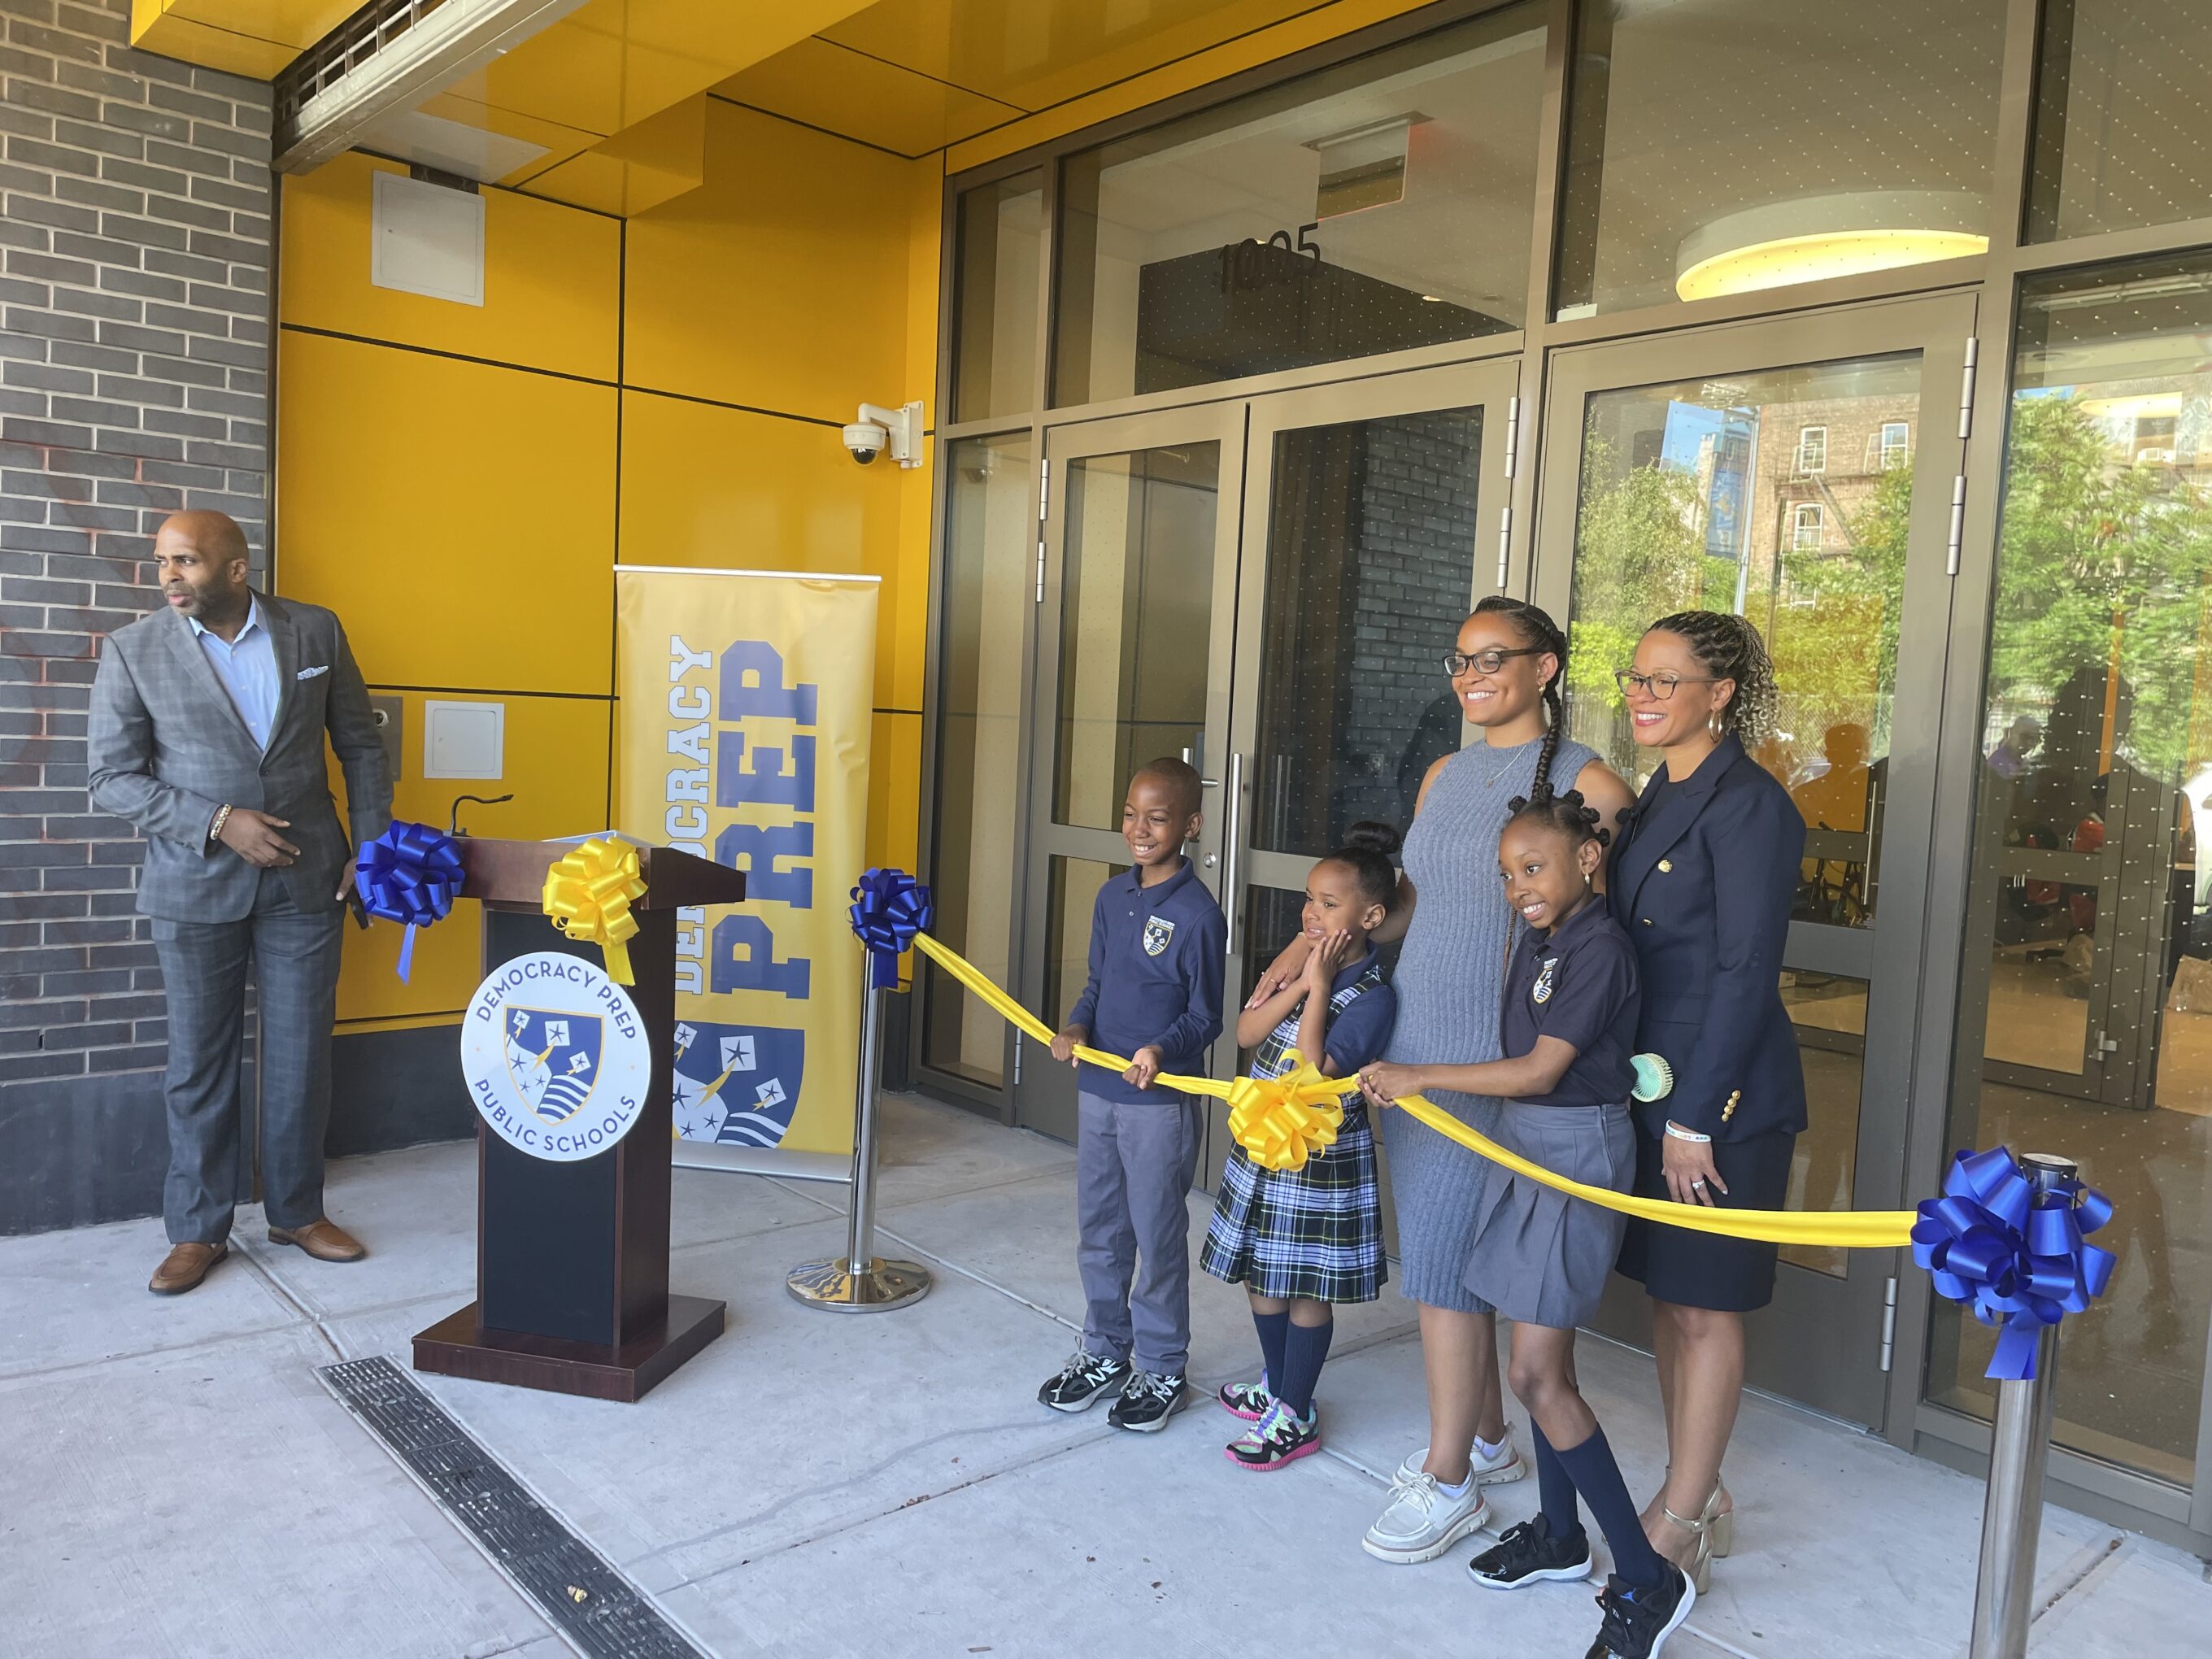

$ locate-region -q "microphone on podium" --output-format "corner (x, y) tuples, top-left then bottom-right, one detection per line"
(448, 793), (514, 837)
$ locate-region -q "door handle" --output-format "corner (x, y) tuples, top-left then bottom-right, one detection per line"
(1222, 751), (1243, 956)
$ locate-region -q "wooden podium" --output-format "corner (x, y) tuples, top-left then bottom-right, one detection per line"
(412, 837), (745, 1402)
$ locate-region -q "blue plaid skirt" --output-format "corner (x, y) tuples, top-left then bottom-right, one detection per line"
(1200, 1106), (1387, 1304)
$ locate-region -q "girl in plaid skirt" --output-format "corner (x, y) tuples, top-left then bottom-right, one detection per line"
(1200, 821), (1400, 1471)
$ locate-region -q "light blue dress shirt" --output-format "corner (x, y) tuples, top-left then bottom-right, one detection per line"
(189, 597), (280, 751)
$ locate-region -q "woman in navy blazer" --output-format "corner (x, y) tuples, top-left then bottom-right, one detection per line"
(1605, 611), (1806, 1596)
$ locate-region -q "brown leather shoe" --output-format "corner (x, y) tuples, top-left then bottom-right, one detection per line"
(149, 1240), (229, 1295)
(267, 1219), (366, 1262)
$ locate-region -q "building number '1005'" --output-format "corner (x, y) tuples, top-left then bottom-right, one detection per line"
(1219, 224), (1323, 294)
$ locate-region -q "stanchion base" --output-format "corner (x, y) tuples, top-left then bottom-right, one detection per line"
(786, 1256), (933, 1313)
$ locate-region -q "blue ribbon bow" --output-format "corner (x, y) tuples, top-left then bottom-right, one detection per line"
(848, 868), (933, 990)
(1912, 1147), (2116, 1381)
(355, 821), (465, 982)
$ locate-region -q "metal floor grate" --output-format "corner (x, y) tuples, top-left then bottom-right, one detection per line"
(320, 1356), (705, 1659)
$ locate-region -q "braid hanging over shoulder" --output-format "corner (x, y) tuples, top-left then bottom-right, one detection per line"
(1472, 594), (1571, 798)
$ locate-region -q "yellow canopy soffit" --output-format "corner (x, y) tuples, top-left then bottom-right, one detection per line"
(130, 0), (360, 77)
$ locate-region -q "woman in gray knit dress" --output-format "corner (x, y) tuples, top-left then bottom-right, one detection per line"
(1256, 597), (1629, 1565)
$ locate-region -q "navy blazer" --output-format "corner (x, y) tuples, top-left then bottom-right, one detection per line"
(1605, 733), (1809, 1141)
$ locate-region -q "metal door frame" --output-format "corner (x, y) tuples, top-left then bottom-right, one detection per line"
(1009, 403), (1251, 1141)
(1527, 290), (1979, 1428)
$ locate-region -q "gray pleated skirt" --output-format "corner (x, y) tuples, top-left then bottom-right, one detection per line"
(1463, 1100), (1636, 1330)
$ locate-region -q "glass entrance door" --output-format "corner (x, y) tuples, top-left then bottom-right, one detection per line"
(1015, 407), (1247, 1142)
(1535, 293), (1979, 1426)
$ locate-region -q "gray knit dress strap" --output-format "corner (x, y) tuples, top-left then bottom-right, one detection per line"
(1380, 732), (1600, 1311)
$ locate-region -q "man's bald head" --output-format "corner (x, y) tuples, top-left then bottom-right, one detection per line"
(155, 510), (251, 629)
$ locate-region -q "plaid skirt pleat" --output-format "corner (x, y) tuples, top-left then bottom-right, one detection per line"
(1200, 1107), (1387, 1304)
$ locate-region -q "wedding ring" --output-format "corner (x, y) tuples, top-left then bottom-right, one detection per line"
(1691, 1178), (1708, 1190)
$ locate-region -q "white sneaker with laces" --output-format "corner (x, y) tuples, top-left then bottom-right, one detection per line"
(1361, 1468), (1491, 1564)
(1395, 1434), (1523, 1487)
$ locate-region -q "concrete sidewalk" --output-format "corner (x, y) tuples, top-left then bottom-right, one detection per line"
(2, 1092), (2202, 1658)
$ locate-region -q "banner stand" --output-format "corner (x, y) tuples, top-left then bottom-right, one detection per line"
(786, 968), (932, 1313)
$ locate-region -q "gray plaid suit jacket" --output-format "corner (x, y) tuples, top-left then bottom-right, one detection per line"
(88, 591), (394, 922)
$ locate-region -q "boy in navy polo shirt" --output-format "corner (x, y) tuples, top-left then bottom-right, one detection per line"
(1038, 757), (1226, 1431)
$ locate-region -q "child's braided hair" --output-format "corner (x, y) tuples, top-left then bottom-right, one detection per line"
(1504, 786), (1611, 851)
(1647, 609), (1779, 745)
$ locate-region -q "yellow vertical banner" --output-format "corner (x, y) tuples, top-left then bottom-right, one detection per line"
(615, 566), (878, 1175)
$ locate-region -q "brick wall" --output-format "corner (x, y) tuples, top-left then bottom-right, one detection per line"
(0, 0), (271, 1232)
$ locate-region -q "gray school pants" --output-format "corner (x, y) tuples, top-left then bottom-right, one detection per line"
(1075, 1088), (1202, 1376)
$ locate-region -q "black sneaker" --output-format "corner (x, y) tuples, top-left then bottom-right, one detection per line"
(1470, 1516), (1594, 1590)
(1038, 1349), (1130, 1413)
(1107, 1368), (1187, 1432)
(1583, 1565), (1696, 1659)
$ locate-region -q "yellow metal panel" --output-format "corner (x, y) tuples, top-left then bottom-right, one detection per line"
(329, 690), (613, 1025)
(823, 0), (1343, 113)
(714, 36), (1023, 159)
(944, 0), (1437, 172)
(278, 330), (617, 695)
(444, 0), (876, 147)
(515, 94), (706, 217)
(130, 0), (355, 72)
(866, 709), (922, 870)
(617, 390), (906, 703)
(623, 100), (923, 421)
(128, 9), (300, 77)
(281, 154), (621, 383)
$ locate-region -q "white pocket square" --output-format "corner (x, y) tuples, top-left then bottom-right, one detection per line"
(296, 664), (329, 680)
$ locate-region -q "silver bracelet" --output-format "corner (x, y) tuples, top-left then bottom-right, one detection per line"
(1663, 1121), (1713, 1144)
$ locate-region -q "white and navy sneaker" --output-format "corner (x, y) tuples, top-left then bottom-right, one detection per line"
(1396, 1433), (1525, 1487)
(1217, 1377), (1272, 1422)
(1038, 1349), (1130, 1413)
(1583, 1565), (1696, 1658)
(1469, 1516), (1593, 1590)
(1361, 1469), (1490, 1564)
(1107, 1368), (1187, 1432)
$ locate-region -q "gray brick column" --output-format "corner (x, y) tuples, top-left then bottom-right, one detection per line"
(0, 0), (271, 1234)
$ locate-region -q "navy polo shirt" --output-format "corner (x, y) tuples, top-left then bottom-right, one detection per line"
(1311, 947), (1396, 1076)
(1501, 901), (1640, 1108)
(1068, 859), (1226, 1104)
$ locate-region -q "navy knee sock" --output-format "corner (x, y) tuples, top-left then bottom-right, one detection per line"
(1531, 1421), (1583, 1543)
(1274, 1316), (1334, 1417)
(1553, 1425), (1665, 1589)
(1251, 1308), (1289, 1394)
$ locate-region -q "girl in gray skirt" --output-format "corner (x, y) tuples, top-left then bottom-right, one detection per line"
(1360, 790), (1696, 1659)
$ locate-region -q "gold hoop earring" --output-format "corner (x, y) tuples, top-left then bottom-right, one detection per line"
(1708, 708), (1726, 740)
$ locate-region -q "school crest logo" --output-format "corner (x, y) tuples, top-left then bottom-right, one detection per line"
(461, 951), (652, 1162)
(1143, 916), (1175, 957)
(1532, 956), (1559, 1004)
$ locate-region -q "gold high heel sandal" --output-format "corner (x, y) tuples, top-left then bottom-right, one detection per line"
(1704, 1483), (1734, 1559)
(1658, 1502), (1713, 1594)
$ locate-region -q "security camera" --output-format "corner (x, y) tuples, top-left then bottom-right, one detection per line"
(844, 400), (923, 468)
(843, 421), (887, 465)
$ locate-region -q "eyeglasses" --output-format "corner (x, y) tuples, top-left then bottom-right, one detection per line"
(1443, 647), (1544, 677)
(1614, 669), (1721, 699)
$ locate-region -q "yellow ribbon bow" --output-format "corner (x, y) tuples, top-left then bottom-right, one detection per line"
(542, 838), (647, 984)
(1225, 1053), (1349, 1172)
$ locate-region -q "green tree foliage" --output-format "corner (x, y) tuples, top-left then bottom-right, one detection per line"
(1987, 393), (2212, 785)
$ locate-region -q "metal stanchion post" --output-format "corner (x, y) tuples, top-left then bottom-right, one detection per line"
(786, 969), (932, 1313)
(1966, 1152), (2074, 1659)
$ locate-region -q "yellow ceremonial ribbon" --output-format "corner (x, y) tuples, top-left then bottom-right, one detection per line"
(911, 931), (1914, 1249)
(1225, 1056), (1345, 1172)
(542, 838), (647, 984)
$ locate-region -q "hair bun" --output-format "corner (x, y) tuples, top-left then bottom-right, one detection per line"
(1341, 819), (1403, 859)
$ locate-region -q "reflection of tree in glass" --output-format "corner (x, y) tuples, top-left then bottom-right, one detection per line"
(1990, 394), (2212, 788)
(1565, 431), (1737, 771)
(1773, 461), (1911, 765)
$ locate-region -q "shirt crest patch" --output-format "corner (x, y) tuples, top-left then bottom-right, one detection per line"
(1142, 916), (1175, 957)
(1532, 956), (1559, 1004)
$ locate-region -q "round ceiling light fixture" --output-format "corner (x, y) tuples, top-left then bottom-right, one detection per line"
(1674, 191), (1988, 303)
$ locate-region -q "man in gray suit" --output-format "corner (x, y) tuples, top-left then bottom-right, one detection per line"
(89, 510), (393, 1294)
